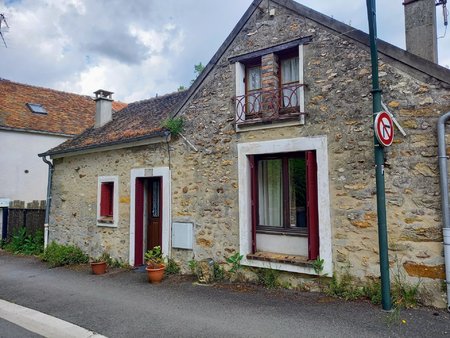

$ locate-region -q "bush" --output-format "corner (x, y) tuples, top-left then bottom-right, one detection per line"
(4, 228), (44, 255)
(165, 257), (181, 275)
(41, 242), (88, 267)
(257, 268), (280, 289)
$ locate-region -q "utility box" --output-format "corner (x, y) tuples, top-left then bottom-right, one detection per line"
(172, 222), (193, 249)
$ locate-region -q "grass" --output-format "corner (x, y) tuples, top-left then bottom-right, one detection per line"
(165, 257), (181, 275)
(256, 268), (280, 289)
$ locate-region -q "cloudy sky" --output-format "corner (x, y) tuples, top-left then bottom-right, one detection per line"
(0, 0), (449, 102)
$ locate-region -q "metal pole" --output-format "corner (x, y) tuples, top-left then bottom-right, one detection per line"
(366, 0), (392, 311)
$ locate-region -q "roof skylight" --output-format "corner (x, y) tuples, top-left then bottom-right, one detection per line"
(26, 103), (47, 114)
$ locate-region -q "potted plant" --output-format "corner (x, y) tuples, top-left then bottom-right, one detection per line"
(90, 252), (109, 275)
(144, 245), (165, 283)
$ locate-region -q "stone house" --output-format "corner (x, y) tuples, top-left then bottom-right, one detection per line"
(40, 0), (450, 307)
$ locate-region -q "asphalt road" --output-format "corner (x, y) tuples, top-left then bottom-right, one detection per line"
(0, 251), (449, 338)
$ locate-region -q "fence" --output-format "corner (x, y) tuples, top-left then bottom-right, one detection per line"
(4, 200), (46, 239)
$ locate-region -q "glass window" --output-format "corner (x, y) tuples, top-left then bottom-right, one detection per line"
(255, 153), (306, 231)
(280, 57), (299, 108)
(26, 103), (47, 114)
(246, 66), (262, 114)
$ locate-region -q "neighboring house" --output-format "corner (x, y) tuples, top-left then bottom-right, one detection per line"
(41, 0), (450, 307)
(0, 79), (127, 203)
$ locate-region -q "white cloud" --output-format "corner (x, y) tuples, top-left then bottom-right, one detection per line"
(1, 0), (449, 102)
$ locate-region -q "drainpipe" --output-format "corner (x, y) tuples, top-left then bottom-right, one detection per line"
(437, 111), (450, 311)
(41, 156), (54, 248)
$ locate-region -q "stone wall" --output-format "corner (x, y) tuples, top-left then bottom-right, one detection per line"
(49, 0), (450, 306)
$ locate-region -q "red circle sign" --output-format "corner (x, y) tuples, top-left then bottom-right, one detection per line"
(374, 111), (394, 147)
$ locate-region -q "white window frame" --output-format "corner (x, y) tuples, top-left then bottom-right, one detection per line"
(235, 44), (305, 131)
(237, 136), (332, 276)
(97, 176), (119, 227)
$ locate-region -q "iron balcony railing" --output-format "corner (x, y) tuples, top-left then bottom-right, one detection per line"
(235, 83), (305, 124)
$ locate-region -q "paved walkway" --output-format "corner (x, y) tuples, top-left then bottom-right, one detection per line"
(0, 251), (449, 337)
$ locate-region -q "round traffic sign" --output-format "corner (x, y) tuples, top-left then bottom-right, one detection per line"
(374, 111), (394, 147)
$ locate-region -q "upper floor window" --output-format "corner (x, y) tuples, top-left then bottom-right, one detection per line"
(232, 37), (310, 128)
(26, 103), (47, 114)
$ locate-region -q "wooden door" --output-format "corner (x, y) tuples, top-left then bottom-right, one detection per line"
(147, 177), (162, 250)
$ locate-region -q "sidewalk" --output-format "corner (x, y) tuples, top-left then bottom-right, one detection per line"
(0, 251), (449, 338)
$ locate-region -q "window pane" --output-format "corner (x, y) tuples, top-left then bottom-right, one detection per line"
(247, 66), (261, 91)
(281, 57), (299, 84)
(258, 159), (283, 227)
(289, 158), (306, 228)
(152, 180), (159, 217)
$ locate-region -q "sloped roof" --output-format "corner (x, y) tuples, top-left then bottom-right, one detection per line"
(0, 79), (128, 136)
(0, 78), (95, 136)
(172, 0), (450, 117)
(42, 90), (188, 157)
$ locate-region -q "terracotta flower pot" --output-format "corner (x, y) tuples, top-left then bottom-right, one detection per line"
(91, 261), (107, 275)
(145, 264), (165, 283)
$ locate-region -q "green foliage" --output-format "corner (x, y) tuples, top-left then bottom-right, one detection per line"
(392, 269), (420, 309)
(213, 262), (225, 281)
(362, 279), (382, 305)
(162, 117), (183, 136)
(312, 257), (324, 276)
(188, 259), (198, 275)
(257, 268), (280, 289)
(177, 85), (187, 92)
(165, 257), (181, 275)
(41, 242), (89, 268)
(226, 252), (243, 274)
(4, 228), (44, 255)
(326, 273), (364, 300)
(190, 62), (205, 84)
(144, 245), (163, 268)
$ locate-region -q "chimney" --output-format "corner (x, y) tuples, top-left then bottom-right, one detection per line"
(403, 0), (438, 63)
(94, 89), (113, 128)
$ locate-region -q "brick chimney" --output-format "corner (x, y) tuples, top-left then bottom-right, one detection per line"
(403, 0), (438, 63)
(94, 89), (113, 128)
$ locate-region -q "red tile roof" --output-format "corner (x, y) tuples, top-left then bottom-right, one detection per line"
(0, 79), (128, 136)
(42, 90), (187, 156)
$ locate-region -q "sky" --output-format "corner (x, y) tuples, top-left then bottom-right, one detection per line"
(0, 0), (449, 102)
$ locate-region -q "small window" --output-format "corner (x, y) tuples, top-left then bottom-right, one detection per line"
(97, 176), (118, 227)
(100, 182), (114, 218)
(26, 103), (47, 114)
(280, 56), (300, 108)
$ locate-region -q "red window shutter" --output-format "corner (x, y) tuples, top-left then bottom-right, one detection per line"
(306, 151), (319, 260)
(100, 183), (112, 217)
(134, 178), (144, 266)
(249, 155), (257, 254)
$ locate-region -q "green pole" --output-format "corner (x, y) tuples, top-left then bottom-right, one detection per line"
(366, 0), (392, 311)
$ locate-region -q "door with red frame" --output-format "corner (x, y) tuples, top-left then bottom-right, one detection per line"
(134, 177), (162, 266)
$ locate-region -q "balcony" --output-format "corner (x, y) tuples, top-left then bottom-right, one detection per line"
(235, 83), (305, 124)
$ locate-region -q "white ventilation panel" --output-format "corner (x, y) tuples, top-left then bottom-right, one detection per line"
(172, 222), (193, 249)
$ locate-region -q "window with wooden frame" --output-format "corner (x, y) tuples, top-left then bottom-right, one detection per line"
(97, 176), (118, 226)
(279, 50), (300, 111)
(245, 62), (262, 116)
(249, 150), (319, 260)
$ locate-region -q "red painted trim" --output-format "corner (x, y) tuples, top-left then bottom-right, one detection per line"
(157, 177), (163, 246)
(306, 151), (319, 260)
(100, 182), (113, 217)
(249, 155), (257, 254)
(134, 178), (144, 266)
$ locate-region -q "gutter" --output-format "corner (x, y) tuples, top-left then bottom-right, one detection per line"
(41, 156), (54, 248)
(437, 111), (450, 311)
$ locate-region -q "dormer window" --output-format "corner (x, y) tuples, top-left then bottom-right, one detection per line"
(231, 36), (311, 129)
(26, 103), (47, 114)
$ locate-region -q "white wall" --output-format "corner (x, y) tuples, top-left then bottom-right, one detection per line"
(0, 130), (68, 202)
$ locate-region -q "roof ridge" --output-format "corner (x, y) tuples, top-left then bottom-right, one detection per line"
(128, 89), (187, 106)
(0, 77), (93, 99)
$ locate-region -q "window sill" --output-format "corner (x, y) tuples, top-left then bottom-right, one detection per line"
(97, 217), (117, 227)
(256, 228), (307, 237)
(246, 251), (312, 268)
(236, 115), (304, 132)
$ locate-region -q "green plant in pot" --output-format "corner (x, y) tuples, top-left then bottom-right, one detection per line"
(90, 252), (109, 275)
(144, 246), (165, 283)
